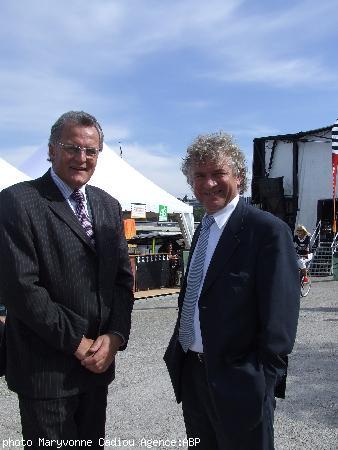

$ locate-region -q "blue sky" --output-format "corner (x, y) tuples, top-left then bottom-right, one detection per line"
(1, 0), (337, 197)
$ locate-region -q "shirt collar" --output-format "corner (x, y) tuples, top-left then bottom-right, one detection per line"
(50, 167), (87, 200)
(209, 194), (240, 229)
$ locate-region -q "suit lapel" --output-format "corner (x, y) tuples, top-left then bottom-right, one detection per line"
(178, 199), (247, 316)
(86, 185), (118, 261)
(36, 171), (96, 252)
(86, 186), (104, 252)
(200, 198), (247, 296)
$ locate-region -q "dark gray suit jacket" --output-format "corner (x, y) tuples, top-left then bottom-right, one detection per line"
(0, 170), (134, 398)
(164, 198), (300, 433)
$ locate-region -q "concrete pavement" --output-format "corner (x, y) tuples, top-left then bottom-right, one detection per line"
(0, 278), (337, 449)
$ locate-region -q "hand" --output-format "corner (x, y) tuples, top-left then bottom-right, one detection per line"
(81, 334), (122, 374)
(74, 336), (94, 361)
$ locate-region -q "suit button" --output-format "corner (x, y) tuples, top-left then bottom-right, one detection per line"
(200, 306), (207, 310)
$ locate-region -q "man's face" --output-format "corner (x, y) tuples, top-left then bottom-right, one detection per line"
(49, 123), (100, 189)
(191, 159), (241, 214)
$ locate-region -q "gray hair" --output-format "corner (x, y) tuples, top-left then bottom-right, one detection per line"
(181, 132), (248, 194)
(48, 111), (104, 151)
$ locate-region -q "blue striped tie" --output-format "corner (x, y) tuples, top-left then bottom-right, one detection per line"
(179, 214), (215, 352)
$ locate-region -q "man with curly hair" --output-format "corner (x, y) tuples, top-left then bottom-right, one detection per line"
(164, 132), (300, 449)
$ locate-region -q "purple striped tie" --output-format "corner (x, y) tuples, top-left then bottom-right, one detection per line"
(71, 189), (95, 244)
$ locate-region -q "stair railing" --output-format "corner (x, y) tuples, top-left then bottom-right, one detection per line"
(331, 232), (338, 255)
(331, 232), (338, 253)
(177, 212), (194, 249)
(310, 220), (321, 250)
(331, 232), (338, 276)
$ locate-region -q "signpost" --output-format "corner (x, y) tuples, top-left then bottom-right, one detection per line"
(158, 204), (168, 222)
(131, 203), (146, 219)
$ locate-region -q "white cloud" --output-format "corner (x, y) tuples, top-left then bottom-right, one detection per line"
(0, 0), (242, 69)
(231, 124), (280, 139)
(195, 0), (338, 87)
(0, 0), (337, 181)
(103, 124), (131, 143)
(1, 0), (337, 118)
(0, 68), (133, 157)
(207, 54), (335, 87)
(0, 145), (38, 167)
(0, 69), (108, 131)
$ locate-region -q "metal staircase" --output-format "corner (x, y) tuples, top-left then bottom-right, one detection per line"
(309, 242), (333, 276)
(309, 222), (338, 276)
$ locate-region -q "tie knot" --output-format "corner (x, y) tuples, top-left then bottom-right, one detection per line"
(71, 189), (85, 205)
(202, 214), (214, 230)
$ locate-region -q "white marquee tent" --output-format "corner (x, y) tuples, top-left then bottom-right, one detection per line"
(0, 157), (31, 191)
(92, 144), (193, 214)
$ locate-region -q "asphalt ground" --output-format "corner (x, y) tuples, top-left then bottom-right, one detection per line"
(0, 278), (337, 449)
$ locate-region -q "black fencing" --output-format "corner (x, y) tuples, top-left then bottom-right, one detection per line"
(135, 254), (171, 291)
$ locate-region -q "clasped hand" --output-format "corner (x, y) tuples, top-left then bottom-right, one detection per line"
(74, 334), (122, 374)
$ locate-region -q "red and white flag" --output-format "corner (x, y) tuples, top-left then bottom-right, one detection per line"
(332, 120), (338, 195)
(332, 120), (338, 232)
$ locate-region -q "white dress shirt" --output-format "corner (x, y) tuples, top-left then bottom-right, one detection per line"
(189, 194), (240, 352)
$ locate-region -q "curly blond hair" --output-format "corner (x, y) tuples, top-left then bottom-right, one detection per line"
(181, 132), (248, 194)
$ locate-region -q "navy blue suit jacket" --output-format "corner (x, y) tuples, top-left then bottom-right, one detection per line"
(164, 198), (300, 433)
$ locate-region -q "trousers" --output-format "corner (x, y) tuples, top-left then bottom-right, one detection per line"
(18, 385), (108, 450)
(181, 351), (275, 450)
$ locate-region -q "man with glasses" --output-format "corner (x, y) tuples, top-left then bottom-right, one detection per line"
(0, 111), (134, 448)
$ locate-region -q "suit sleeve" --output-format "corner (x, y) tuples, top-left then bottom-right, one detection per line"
(255, 219), (300, 392)
(0, 189), (88, 355)
(106, 202), (134, 349)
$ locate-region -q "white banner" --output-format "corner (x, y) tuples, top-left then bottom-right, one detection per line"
(131, 203), (146, 219)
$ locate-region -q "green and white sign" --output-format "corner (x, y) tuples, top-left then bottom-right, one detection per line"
(158, 204), (168, 222)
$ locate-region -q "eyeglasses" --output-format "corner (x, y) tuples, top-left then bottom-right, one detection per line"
(58, 142), (100, 158)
